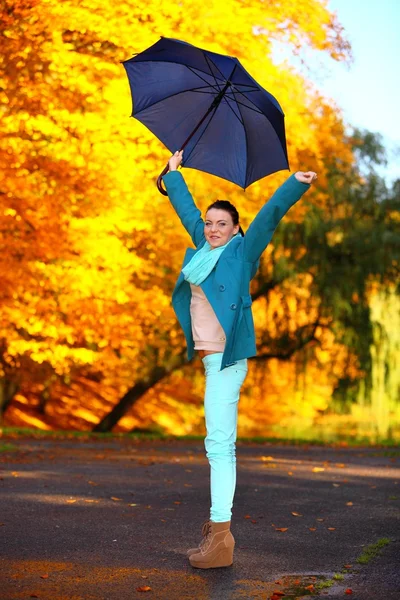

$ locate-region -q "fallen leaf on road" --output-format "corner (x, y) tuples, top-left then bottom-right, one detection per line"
(275, 528), (288, 532)
(129, 503), (138, 507)
(11, 472), (18, 477)
(309, 527), (317, 531)
(291, 512), (303, 517)
(84, 499), (99, 503)
(244, 515), (251, 519)
(88, 481), (99, 486)
(287, 471), (293, 475)
(316, 518), (324, 522)
(40, 574), (49, 579)
(333, 483), (341, 487)
(185, 469), (192, 473)
(173, 501), (181, 505)
(66, 499), (77, 504)
(346, 502), (353, 506)
(312, 467), (325, 472)
(184, 484), (192, 487)
(111, 497), (122, 501)
(251, 520), (258, 524)
(327, 527), (336, 531)
(136, 586), (152, 592)
(336, 463), (346, 468)
(344, 564), (352, 569)
(274, 580), (282, 584)
(272, 592), (285, 597)
(345, 589), (353, 595)
(305, 584), (314, 591)
(260, 456), (274, 461)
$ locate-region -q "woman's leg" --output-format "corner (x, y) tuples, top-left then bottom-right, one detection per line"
(202, 353), (248, 523)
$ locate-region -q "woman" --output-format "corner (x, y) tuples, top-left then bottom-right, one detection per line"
(163, 150), (317, 570)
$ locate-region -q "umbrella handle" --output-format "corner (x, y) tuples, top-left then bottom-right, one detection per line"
(157, 163), (169, 196)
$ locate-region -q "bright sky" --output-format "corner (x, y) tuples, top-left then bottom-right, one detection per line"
(274, 0), (400, 184)
(326, 0), (400, 183)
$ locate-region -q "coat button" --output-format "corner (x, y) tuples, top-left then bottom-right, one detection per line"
(230, 303), (237, 310)
(219, 284), (226, 291)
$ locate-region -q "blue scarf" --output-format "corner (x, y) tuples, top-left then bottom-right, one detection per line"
(182, 236), (237, 285)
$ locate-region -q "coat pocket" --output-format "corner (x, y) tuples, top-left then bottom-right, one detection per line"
(240, 295), (253, 337)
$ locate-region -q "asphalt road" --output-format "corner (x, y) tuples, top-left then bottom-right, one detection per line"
(0, 436), (399, 600)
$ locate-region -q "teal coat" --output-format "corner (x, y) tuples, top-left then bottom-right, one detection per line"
(163, 171), (310, 370)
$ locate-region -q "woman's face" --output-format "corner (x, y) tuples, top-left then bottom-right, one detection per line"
(204, 209), (239, 249)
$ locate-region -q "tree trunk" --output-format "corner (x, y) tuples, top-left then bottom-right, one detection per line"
(93, 356), (186, 433)
(0, 377), (19, 417)
(38, 375), (56, 415)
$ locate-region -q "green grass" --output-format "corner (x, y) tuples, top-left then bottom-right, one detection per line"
(356, 538), (391, 565)
(1, 426), (399, 447)
(0, 443), (18, 452)
(375, 449), (400, 458)
(1, 426), (167, 441)
(315, 578), (334, 590)
(314, 574), (344, 591)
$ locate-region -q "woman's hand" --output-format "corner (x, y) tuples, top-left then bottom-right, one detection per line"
(168, 150), (184, 172)
(295, 171), (318, 184)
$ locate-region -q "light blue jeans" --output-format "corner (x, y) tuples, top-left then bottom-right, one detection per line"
(202, 353), (248, 523)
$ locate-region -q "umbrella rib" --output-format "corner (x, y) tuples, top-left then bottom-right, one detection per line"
(228, 88), (267, 115)
(181, 105), (219, 165)
(230, 83), (260, 91)
(185, 65), (222, 93)
(231, 92), (250, 189)
(204, 53), (226, 90)
(224, 94), (265, 116)
(133, 87), (219, 117)
(221, 95), (244, 125)
(204, 53), (230, 82)
(230, 87), (260, 94)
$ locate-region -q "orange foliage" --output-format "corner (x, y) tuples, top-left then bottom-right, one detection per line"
(1, 0), (357, 434)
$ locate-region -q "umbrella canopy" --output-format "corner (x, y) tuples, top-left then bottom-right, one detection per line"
(123, 37), (289, 190)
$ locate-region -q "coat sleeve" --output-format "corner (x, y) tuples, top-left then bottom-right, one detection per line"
(162, 171), (205, 247)
(243, 174), (310, 263)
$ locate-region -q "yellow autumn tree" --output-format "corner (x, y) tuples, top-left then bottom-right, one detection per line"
(2, 0), (363, 435)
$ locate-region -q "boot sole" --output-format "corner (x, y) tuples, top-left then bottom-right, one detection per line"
(189, 546), (234, 569)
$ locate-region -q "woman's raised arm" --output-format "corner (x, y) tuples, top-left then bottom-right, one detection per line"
(162, 151), (205, 247)
(242, 171), (317, 263)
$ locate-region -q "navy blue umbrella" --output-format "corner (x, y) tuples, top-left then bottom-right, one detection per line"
(123, 37), (289, 194)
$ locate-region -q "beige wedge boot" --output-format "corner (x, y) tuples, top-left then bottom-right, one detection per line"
(189, 521), (234, 569)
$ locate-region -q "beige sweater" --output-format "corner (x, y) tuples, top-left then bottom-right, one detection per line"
(189, 284), (226, 351)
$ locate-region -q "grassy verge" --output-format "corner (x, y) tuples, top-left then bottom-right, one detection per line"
(356, 538), (391, 565)
(1, 426), (399, 447)
(0, 443), (18, 452)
